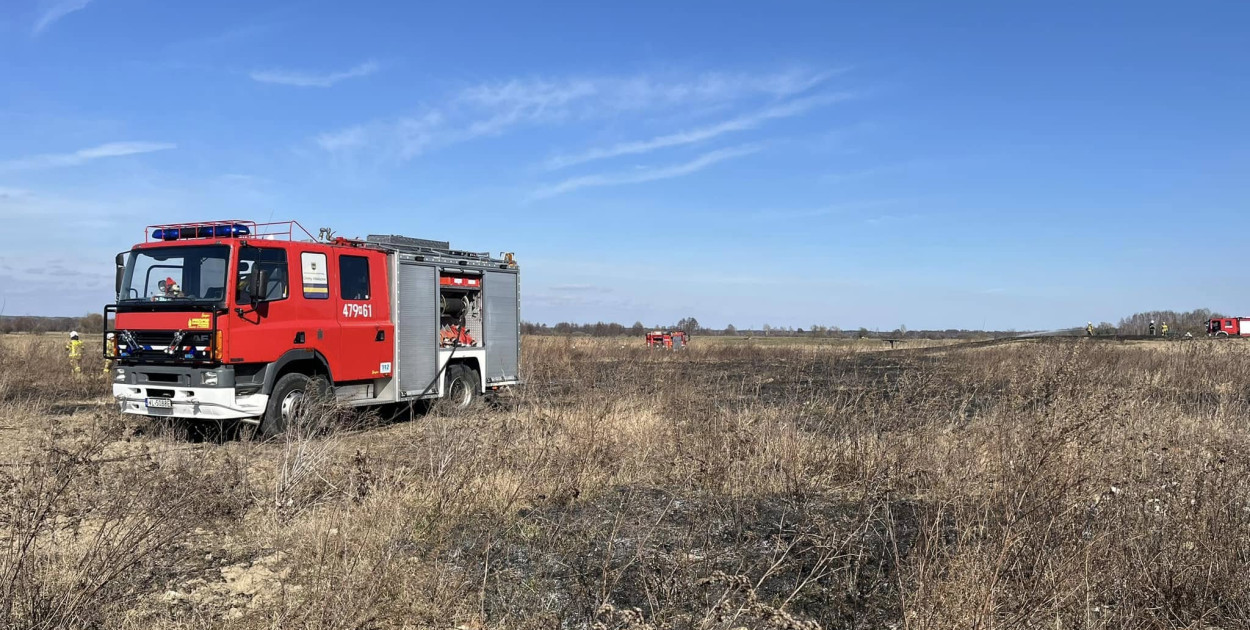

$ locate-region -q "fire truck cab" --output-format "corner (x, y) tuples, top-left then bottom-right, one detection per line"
(107, 220), (521, 436)
(1208, 317), (1250, 337)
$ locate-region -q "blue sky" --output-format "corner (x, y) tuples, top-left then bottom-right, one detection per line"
(1, 1), (1246, 330)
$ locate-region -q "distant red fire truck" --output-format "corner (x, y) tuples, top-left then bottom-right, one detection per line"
(646, 330), (688, 349)
(1208, 317), (1250, 337)
(106, 220), (520, 436)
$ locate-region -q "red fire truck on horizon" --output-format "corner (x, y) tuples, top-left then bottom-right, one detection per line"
(1208, 317), (1250, 337)
(646, 330), (688, 349)
(107, 220), (520, 436)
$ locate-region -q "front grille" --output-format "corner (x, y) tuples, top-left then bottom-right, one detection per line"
(116, 330), (215, 364)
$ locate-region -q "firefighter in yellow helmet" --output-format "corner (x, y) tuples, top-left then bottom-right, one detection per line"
(66, 331), (83, 375)
(104, 332), (116, 377)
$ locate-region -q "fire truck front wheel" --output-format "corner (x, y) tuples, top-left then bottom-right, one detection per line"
(260, 372), (328, 437)
(445, 364), (481, 410)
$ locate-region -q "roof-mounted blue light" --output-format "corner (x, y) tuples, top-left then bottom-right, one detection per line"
(151, 223), (250, 241)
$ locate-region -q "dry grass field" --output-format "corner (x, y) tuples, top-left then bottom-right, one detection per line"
(2, 333), (1249, 629)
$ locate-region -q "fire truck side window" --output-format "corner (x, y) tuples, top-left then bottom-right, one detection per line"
(237, 246), (289, 302)
(339, 255), (371, 301)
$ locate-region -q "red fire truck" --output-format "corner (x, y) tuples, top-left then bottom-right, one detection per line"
(646, 330), (688, 349)
(107, 220), (520, 436)
(1208, 317), (1250, 337)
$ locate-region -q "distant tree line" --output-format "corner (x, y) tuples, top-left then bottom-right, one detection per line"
(524, 309), (1233, 339)
(2, 309), (1228, 338)
(0, 314), (107, 334)
(1117, 309), (1224, 335)
(521, 318), (1013, 340)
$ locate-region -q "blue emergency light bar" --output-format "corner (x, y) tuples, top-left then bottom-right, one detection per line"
(151, 224), (251, 241)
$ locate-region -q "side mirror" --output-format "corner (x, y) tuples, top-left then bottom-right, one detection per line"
(114, 252), (126, 298)
(249, 268), (270, 303)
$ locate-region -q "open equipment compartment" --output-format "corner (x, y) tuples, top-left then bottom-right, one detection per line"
(439, 272), (483, 348)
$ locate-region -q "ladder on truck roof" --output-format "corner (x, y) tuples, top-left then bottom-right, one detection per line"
(364, 234), (514, 269)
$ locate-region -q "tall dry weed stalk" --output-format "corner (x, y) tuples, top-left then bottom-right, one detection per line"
(270, 392), (377, 522)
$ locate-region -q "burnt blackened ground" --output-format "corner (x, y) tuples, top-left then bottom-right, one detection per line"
(448, 488), (923, 629)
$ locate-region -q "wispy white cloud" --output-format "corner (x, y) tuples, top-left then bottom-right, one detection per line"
(0, 142), (176, 171)
(823, 166), (892, 184)
(531, 145), (760, 199)
(744, 198), (914, 221)
(314, 110), (444, 162)
(162, 21), (277, 62)
(545, 91), (858, 170)
(461, 69), (845, 111)
(823, 158), (950, 184)
(251, 60), (380, 88)
(456, 69), (841, 131)
(32, 0), (92, 35)
(314, 126), (369, 152)
(0, 187), (157, 226)
(395, 111), (446, 157)
(864, 212), (921, 225)
(313, 68), (842, 159)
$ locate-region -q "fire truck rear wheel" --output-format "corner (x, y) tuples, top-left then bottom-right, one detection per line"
(260, 372), (326, 437)
(445, 364), (481, 410)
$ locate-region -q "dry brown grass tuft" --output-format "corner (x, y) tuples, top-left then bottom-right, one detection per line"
(2, 334), (1250, 628)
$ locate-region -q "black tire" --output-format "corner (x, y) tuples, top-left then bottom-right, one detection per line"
(444, 364), (481, 411)
(1217, 331), (1229, 338)
(260, 372), (326, 438)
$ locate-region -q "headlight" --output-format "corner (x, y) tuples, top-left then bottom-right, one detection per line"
(113, 368), (126, 383)
(202, 371), (218, 386)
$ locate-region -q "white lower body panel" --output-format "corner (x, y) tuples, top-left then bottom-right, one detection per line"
(113, 384), (269, 421)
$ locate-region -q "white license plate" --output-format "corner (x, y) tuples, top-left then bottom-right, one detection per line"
(145, 398), (173, 409)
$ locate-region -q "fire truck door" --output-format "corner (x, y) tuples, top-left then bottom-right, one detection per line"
(397, 263), (439, 396)
(233, 245), (298, 363)
(483, 270), (519, 384)
(335, 253), (393, 381)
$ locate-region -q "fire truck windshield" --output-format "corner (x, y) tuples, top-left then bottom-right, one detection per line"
(119, 245), (230, 305)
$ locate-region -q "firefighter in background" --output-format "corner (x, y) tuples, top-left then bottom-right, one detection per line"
(104, 332), (115, 377)
(1149, 320), (1156, 336)
(1086, 322), (1094, 336)
(1161, 322), (1169, 336)
(66, 331), (83, 375)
